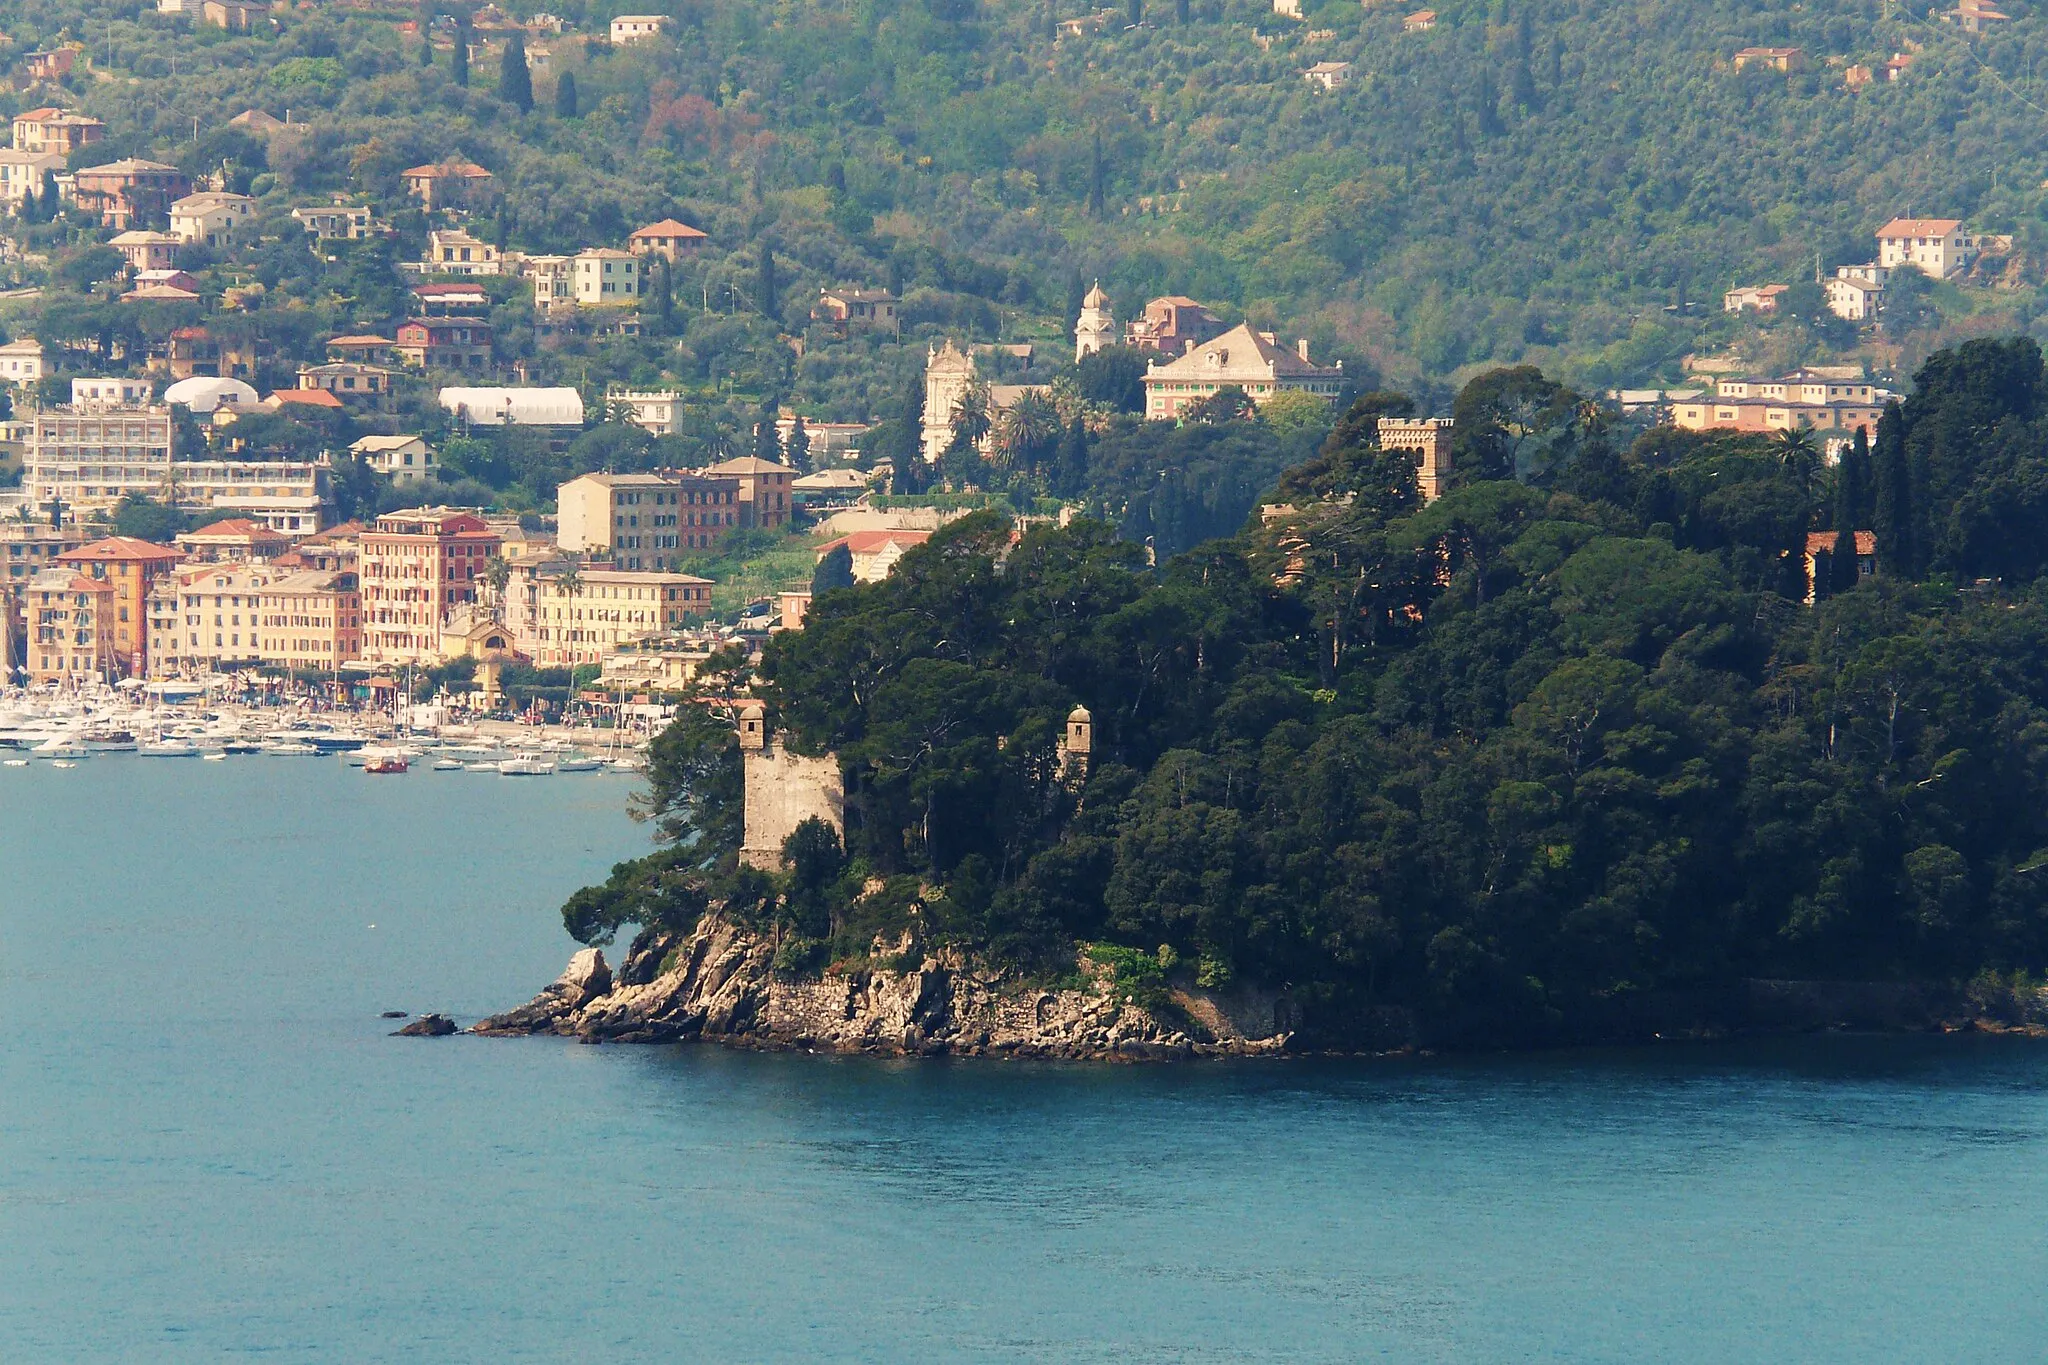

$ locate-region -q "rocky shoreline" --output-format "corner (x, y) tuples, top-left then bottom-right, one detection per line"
(471, 912), (1299, 1059)
(460, 913), (2048, 1060)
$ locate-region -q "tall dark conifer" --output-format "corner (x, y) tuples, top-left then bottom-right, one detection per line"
(451, 24), (470, 86)
(554, 71), (579, 117)
(757, 242), (778, 321)
(500, 34), (534, 112)
(1873, 402), (1911, 575)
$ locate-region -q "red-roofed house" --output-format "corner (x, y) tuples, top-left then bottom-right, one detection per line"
(1876, 218), (1970, 278)
(264, 387), (346, 413)
(401, 159), (494, 211)
(628, 218), (709, 263)
(55, 536), (184, 675)
(814, 529), (931, 584)
(1804, 530), (1877, 601)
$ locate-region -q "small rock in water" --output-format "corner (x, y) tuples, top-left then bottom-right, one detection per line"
(380, 1011), (408, 1019)
(394, 1013), (457, 1037)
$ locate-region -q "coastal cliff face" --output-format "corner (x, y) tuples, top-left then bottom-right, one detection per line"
(473, 913), (1299, 1060)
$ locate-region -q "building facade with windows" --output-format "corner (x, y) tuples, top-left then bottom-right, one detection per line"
(556, 472), (740, 569)
(358, 508), (501, 664)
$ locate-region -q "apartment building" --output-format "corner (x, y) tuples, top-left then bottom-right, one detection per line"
(358, 507), (501, 664)
(349, 434), (436, 484)
(22, 568), (115, 683)
(0, 520), (90, 584)
(12, 107), (106, 156)
(556, 471), (740, 569)
(22, 402), (176, 513)
(530, 568), (712, 667)
(150, 562), (276, 675)
(702, 455), (796, 530)
(1876, 218), (1970, 279)
(55, 536), (185, 676)
(169, 191), (257, 246)
(256, 570), (361, 673)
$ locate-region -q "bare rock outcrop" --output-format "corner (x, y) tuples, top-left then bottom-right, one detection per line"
(474, 914), (1295, 1060)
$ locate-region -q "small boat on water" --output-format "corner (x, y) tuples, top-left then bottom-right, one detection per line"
(364, 754), (409, 775)
(465, 761), (501, 773)
(139, 740), (200, 757)
(34, 738), (89, 759)
(3, 758), (27, 767)
(51, 760), (78, 769)
(432, 758), (464, 771)
(264, 742), (319, 756)
(202, 752), (228, 762)
(556, 756), (602, 772)
(498, 754), (556, 777)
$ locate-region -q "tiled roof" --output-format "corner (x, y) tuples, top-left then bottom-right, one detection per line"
(58, 536), (183, 563)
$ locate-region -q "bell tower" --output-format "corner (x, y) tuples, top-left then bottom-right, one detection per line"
(1074, 282), (1115, 362)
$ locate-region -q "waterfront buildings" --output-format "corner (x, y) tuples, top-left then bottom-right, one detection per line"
(358, 507), (501, 664)
(21, 402), (175, 512)
(0, 519), (90, 584)
(173, 518), (291, 563)
(530, 568), (713, 667)
(255, 570), (361, 674)
(150, 561), (276, 674)
(56, 536), (185, 676)
(23, 568), (115, 683)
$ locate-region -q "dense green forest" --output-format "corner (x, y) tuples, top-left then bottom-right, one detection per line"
(7, 0), (2048, 415)
(564, 338), (2048, 1045)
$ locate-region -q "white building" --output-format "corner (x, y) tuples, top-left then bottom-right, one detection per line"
(350, 434), (437, 485)
(0, 339), (45, 384)
(420, 228), (502, 277)
(72, 377), (153, 407)
(292, 203), (375, 240)
(607, 387), (685, 435)
(22, 403), (176, 512)
(1304, 60), (1352, 90)
(1826, 266), (1887, 322)
(169, 191), (257, 247)
(1140, 324), (1344, 420)
(438, 386), (585, 427)
(0, 148), (62, 206)
(610, 13), (668, 42)
(1876, 218), (1970, 279)
(1074, 282), (1114, 362)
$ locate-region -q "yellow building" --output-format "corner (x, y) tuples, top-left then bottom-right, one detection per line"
(256, 570), (361, 674)
(1141, 324), (1345, 420)
(532, 569), (713, 668)
(24, 568), (115, 683)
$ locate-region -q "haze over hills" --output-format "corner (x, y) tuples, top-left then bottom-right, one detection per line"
(8, 0), (2045, 411)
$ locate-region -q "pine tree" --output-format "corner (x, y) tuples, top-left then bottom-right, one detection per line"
(554, 71), (579, 118)
(1087, 134), (1105, 218)
(451, 25), (469, 87)
(1873, 402), (1911, 575)
(500, 34), (533, 112)
(655, 257), (673, 328)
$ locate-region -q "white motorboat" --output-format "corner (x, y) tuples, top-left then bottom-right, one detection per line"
(263, 742), (319, 756)
(202, 752), (228, 762)
(498, 754), (556, 776)
(139, 739), (200, 757)
(432, 758), (464, 771)
(2, 758), (27, 767)
(50, 760), (78, 769)
(465, 762), (501, 773)
(34, 738), (89, 759)
(556, 756), (602, 772)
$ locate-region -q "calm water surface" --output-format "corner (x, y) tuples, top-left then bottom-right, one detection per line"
(4, 758), (2047, 1361)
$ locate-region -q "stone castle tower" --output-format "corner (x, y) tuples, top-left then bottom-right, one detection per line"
(1074, 282), (1115, 362)
(738, 700), (846, 870)
(1058, 703), (1093, 789)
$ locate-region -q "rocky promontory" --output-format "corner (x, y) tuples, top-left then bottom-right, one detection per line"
(473, 912), (1300, 1060)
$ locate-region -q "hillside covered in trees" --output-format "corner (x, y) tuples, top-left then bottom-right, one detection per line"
(8, 0), (2048, 411)
(560, 338), (2048, 1045)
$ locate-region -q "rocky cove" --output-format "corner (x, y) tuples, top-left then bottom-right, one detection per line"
(468, 912), (2048, 1060)
(472, 912), (1302, 1059)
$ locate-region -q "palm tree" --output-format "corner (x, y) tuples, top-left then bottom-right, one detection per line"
(996, 392), (1060, 472)
(1775, 426), (1819, 497)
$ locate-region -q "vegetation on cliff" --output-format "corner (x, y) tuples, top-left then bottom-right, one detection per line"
(566, 337), (2048, 1043)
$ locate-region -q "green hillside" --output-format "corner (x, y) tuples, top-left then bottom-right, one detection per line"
(6, 0), (2045, 409)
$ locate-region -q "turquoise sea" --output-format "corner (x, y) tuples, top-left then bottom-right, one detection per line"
(4, 757), (2048, 1361)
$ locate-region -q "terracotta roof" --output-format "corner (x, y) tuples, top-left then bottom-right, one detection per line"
(1807, 530), (1877, 556)
(124, 284), (201, 301)
(402, 159), (492, 178)
(182, 518), (280, 539)
(326, 333), (395, 346)
(1145, 322), (1342, 380)
(704, 455), (797, 476)
(16, 106), (64, 122)
(271, 387), (345, 409)
(630, 218), (708, 240)
(413, 282), (489, 297)
(57, 536), (183, 563)
(818, 530), (932, 555)
(1877, 217), (1963, 238)
(299, 521), (365, 545)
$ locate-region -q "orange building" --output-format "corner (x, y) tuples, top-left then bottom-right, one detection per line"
(358, 508), (501, 664)
(702, 455), (797, 529)
(55, 536), (184, 676)
(23, 569), (115, 683)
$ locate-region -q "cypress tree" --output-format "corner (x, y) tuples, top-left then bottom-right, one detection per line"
(1873, 402), (1910, 575)
(786, 415), (811, 472)
(39, 170), (59, 222)
(1087, 134), (1105, 218)
(1053, 417), (1090, 499)
(757, 242), (778, 321)
(500, 33), (534, 112)
(1829, 437), (1863, 597)
(655, 257), (673, 327)
(754, 397), (781, 461)
(1175, 0), (1190, 21)
(554, 71), (579, 118)
(451, 25), (469, 87)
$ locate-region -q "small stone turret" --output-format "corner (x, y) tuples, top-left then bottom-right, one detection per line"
(737, 700), (844, 870)
(1059, 703), (1093, 788)
(738, 698), (768, 751)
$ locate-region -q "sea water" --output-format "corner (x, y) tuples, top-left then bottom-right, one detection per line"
(4, 757), (2047, 1362)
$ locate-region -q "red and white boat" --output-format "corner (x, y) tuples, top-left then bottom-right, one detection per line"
(364, 754), (409, 775)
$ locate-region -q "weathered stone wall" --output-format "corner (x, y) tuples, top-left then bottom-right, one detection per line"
(741, 742), (843, 870)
